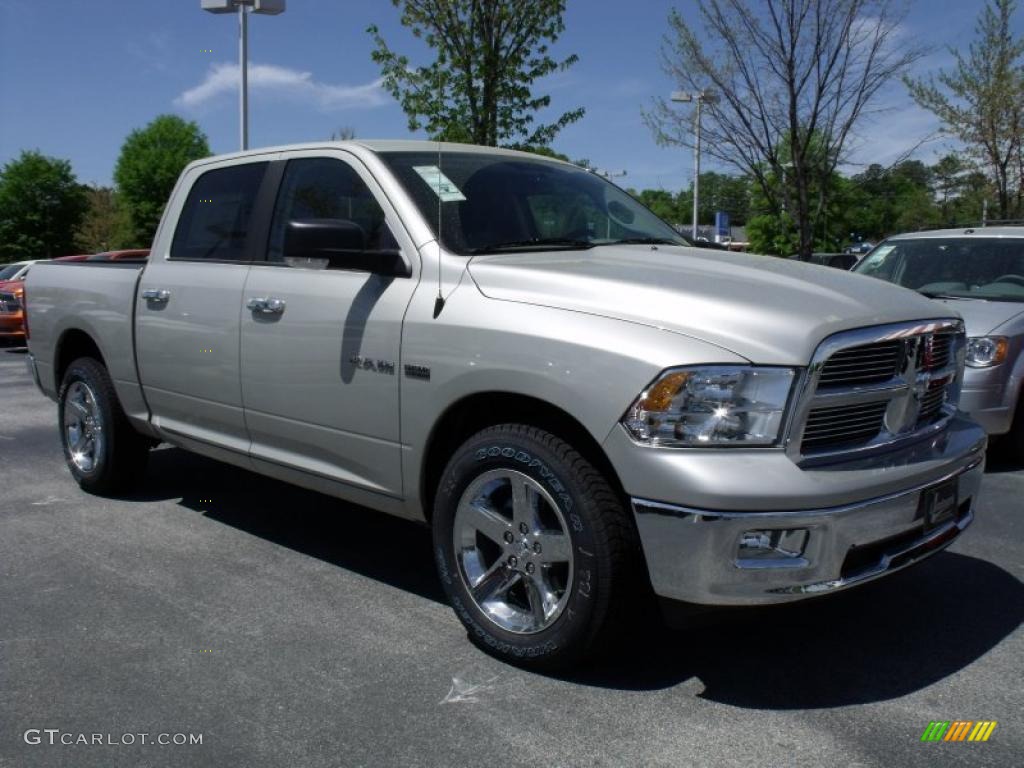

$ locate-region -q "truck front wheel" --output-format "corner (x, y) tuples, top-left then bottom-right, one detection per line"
(58, 357), (149, 494)
(433, 424), (642, 669)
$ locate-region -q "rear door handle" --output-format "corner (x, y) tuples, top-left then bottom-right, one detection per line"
(247, 296), (286, 315)
(141, 289), (171, 303)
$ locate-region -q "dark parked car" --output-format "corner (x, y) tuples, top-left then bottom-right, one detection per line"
(845, 242), (875, 255)
(788, 252), (859, 270)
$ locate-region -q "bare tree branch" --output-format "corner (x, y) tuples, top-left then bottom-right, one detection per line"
(644, 0), (926, 257)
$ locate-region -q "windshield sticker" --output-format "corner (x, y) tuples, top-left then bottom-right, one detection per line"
(413, 165), (467, 202)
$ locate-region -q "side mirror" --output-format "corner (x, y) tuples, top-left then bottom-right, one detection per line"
(283, 219), (409, 276)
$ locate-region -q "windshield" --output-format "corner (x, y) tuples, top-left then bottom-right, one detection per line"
(379, 151), (686, 254)
(854, 237), (1024, 302)
(0, 264), (23, 280)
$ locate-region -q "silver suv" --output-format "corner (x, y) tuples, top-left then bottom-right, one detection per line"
(855, 228), (1024, 460)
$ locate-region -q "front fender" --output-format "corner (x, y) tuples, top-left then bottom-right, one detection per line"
(398, 285), (748, 518)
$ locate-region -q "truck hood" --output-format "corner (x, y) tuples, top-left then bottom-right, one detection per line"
(931, 297), (1024, 336)
(467, 245), (956, 365)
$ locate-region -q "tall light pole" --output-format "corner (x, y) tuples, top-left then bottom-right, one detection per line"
(671, 90), (715, 240)
(592, 170), (627, 236)
(202, 0), (286, 151)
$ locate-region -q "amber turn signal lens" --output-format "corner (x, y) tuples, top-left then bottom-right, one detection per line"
(640, 371), (690, 411)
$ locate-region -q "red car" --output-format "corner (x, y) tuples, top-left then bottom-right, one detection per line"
(0, 279), (26, 344)
(1, 252), (149, 344)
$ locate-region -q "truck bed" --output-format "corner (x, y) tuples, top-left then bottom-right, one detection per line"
(25, 260), (148, 424)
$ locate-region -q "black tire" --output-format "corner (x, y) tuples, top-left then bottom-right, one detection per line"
(58, 356), (149, 494)
(433, 424), (644, 669)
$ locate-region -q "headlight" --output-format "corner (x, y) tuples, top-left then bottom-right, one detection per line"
(965, 336), (1008, 368)
(622, 366), (796, 447)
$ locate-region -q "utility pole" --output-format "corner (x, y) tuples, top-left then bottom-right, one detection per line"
(202, 0), (286, 151)
(239, 3), (248, 150)
(671, 90), (716, 240)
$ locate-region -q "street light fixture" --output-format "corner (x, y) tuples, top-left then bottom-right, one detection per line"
(671, 90), (716, 240)
(202, 0), (286, 151)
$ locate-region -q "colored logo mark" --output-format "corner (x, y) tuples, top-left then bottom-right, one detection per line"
(920, 721), (997, 742)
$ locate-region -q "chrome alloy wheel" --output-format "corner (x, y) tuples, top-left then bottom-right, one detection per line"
(453, 469), (574, 634)
(63, 381), (104, 473)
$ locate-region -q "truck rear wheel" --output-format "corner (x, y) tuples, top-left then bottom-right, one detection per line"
(58, 357), (149, 494)
(432, 424), (642, 669)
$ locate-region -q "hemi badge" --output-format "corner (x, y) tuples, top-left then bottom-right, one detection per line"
(404, 364), (431, 380)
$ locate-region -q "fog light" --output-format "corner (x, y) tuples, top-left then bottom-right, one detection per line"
(737, 528), (809, 566)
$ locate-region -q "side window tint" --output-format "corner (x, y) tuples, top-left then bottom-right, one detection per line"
(170, 162), (267, 262)
(268, 157), (396, 265)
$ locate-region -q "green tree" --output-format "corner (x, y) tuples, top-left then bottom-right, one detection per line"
(368, 0), (584, 147)
(906, 0), (1024, 219)
(746, 155), (850, 255)
(931, 154), (970, 223)
(75, 186), (133, 253)
(842, 161), (941, 241)
(949, 170), (994, 225)
(626, 174), (751, 231)
(0, 150), (88, 262)
(746, 212), (799, 257)
(518, 145), (571, 162)
(690, 172), (751, 226)
(630, 188), (682, 225)
(114, 115), (210, 245)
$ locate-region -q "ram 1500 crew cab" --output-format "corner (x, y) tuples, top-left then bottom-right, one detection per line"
(25, 141), (987, 668)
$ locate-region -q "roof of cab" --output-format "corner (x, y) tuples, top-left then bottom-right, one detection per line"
(184, 140), (572, 169)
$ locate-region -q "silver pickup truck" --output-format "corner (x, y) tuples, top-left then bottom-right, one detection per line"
(25, 141), (987, 668)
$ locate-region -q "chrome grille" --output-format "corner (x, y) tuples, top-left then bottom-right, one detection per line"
(801, 401), (888, 449)
(922, 332), (953, 371)
(917, 379), (949, 423)
(791, 320), (964, 462)
(817, 340), (902, 386)
(0, 291), (20, 313)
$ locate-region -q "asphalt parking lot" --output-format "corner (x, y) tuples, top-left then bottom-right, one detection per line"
(1, 349), (1021, 768)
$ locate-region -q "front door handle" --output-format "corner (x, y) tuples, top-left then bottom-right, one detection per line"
(141, 289), (171, 303)
(247, 296), (286, 315)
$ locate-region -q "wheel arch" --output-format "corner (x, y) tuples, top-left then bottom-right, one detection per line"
(54, 328), (106, 391)
(420, 391), (627, 524)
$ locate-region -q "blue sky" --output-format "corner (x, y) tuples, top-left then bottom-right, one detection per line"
(1, 0), (1019, 192)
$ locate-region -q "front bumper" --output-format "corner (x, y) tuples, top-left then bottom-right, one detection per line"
(619, 416), (987, 605)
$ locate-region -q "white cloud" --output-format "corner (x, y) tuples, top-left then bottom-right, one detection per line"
(176, 62), (388, 111)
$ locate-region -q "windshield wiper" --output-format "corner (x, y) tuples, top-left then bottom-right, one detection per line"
(469, 237), (594, 254)
(606, 237), (681, 246)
